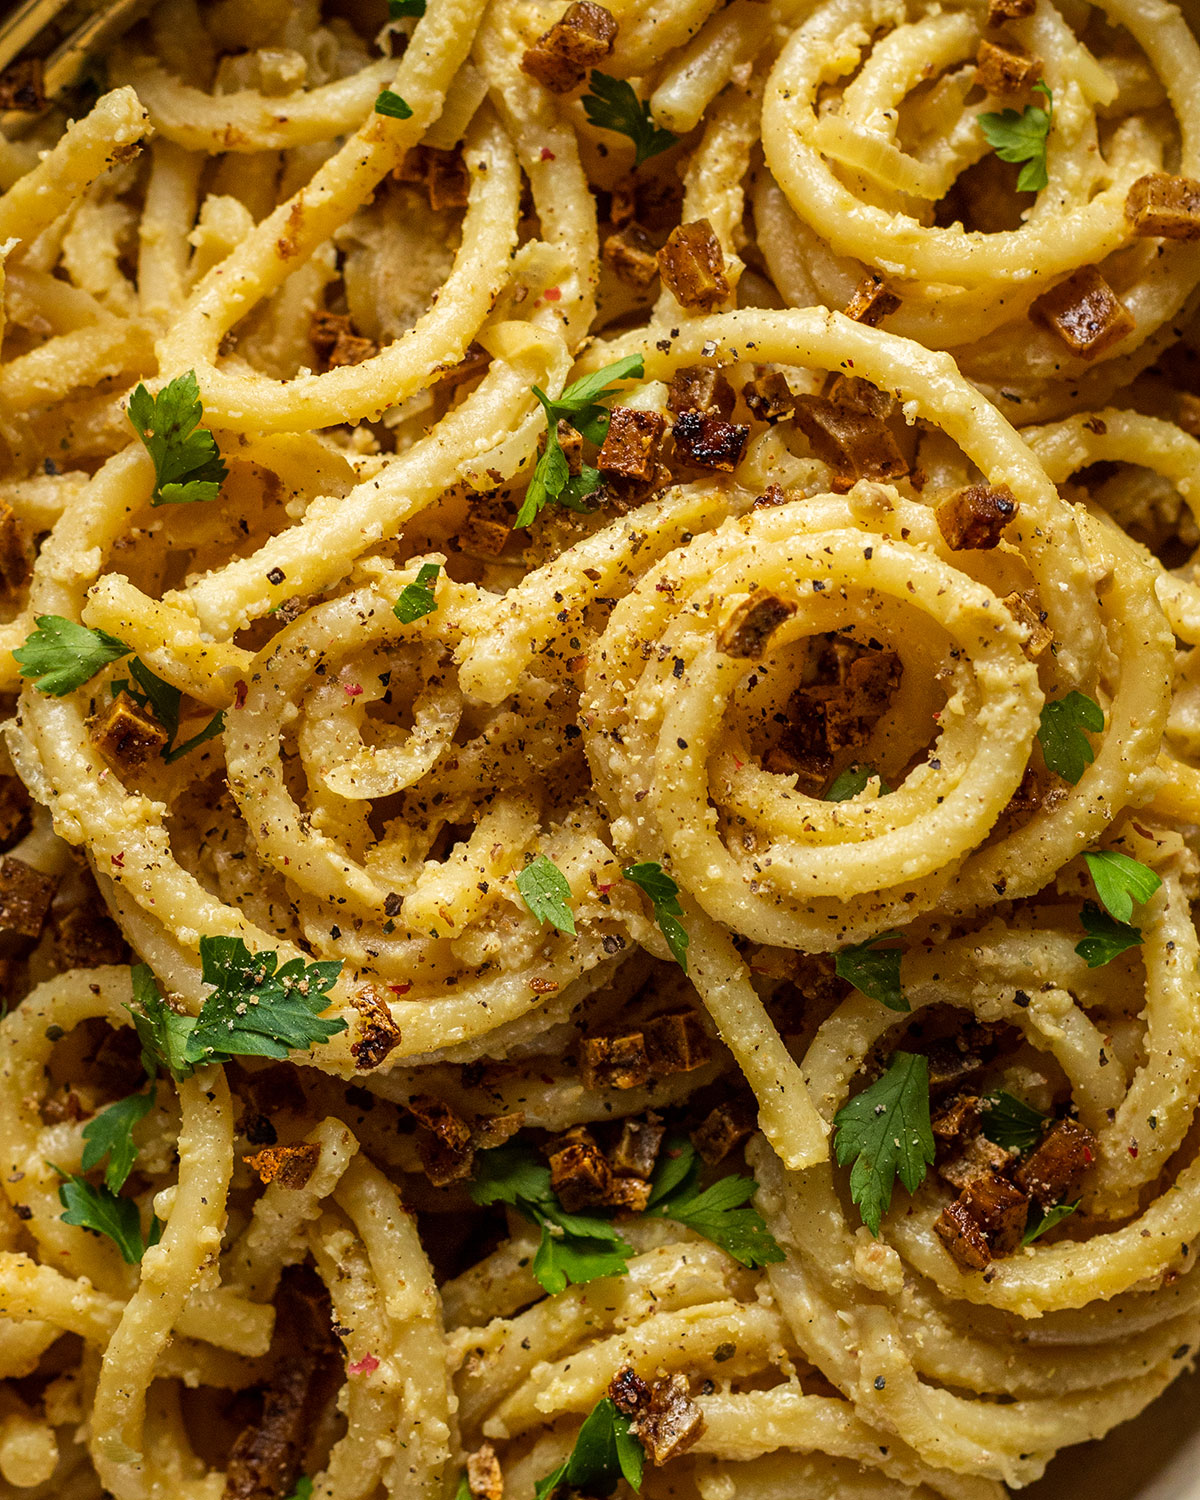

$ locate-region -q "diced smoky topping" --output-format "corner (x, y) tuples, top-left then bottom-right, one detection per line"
(716, 589), (796, 660)
(741, 368), (795, 424)
(987, 0), (1035, 18)
(602, 223), (660, 288)
(407, 1093), (476, 1185)
(0, 501), (30, 601)
(611, 1116), (665, 1179)
(394, 145), (470, 211)
(581, 1031), (652, 1091)
(48, 898), (127, 971)
(793, 378), (909, 491)
(656, 220), (730, 312)
(961, 1171), (1028, 1256)
(666, 365), (736, 420)
(0, 59), (45, 114)
(975, 39), (1043, 95)
(0, 776), (31, 849)
(938, 1132), (1016, 1193)
(672, 410), (748, 472)
(609, 1369), (706, 1465)
(521, 2), (618, 93)
(934, 1197), (992, 1271)
(348, 985), (402, 1071)
(89, 692), (168, 774)
(1125, 173), (1200, 241)
(691, 1098), (756, 1165)
(243, 1142), (323, 1191)
(643, 1009), (712, 1074)
(548, 1126), (616, 1211)
(925, 1020), (1005, 1098)
(844, 272), (900, 327)
(1031, 266), (1136, 359)
(597, 408), (667, 482)
(466, 1442), (504, 1500)
(459, 498), (513, 558)
(1014, 1119), (1096, 1208)
(471, 1110), (525, 1151)
(309, 311), (377, 370)
(935, 482), (1018, 550)
(1003, 590), (1053, 656)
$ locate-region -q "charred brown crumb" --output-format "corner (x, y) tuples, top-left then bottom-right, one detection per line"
(0, 776), (31, 848)
(643, 1009), (712, 1074)
(520, 1), (618, 93)
(472, 1111), (525, 1151)
(925, 1021), (1005, 1098)
(934, 1197), (992, 1270)
(395, 145), (470, 211)
(793, 379), (909, 489)
(0, 857), (56, 940)
(987, 0), (1035, 17)
(348, 985), (402, 1070)
(742, 368), (794, 424)
(844, 272), (900, 327)
(657, 220), (730, 312)
(1031, 267), (1136, 359)
(581, 1030), (652, 1090)
(459, 507), (512, 558)
(1003, 589), (1053, 656)
(672, 410), (748, 471)
(616, 1370), (706, 1465)
(1002, 766), (1047, 818)
(962, 1171), (1029, 1255)
(1125, 173), (1200, 241)
(667, 366), (736, 420)
(975, 39), (1042, 94)
(716, 589), (796, 659)
(466, 1442), (503, 1500)
(551, 419), (585, 476)
(0, 502), (29, 600)
(1014, 1119), (1096, 1208)
(609, 1366), (652, 1415)
(597, 407), (667, 482)
(50, 900), (128, 970)
(438, 342), (491, 388)
(407, 1093), (476, 1185)
(548, 1126), (614, 1210)
(931, 1093), (982, 1147)
(610, 174), (683, 235)
(603, 223), (660, 288)
(768, 637), (903, 784)
(611, 1116), (665, 1178)
(691, 1098), (756, 1165)
(0, 60), (45, 113)
(607, 1175), (653, 1212)
(243, 1142), (322, 1190)
(88, 691), (168, 774)
(938, 1132), (1016, 1192)
(42, 1090), (85, 1125)
(936, 482), (1018, 551)
(309, 311), (377, 370)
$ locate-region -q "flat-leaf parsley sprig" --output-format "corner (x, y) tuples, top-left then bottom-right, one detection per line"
(582, 72), (677, 168)
(835, 930), (907, 1012)
(978, 81), (1053, 193)
(1074, 848), (1162, 967)
(833, 1051), (935, 1236)
(534, 1393), (645, 1500)
(1036, 689), (1103, 784)
(51, 1088), (161, 1263)
(128, 370), (227, 505)
(623, 862), (689, 971)
(645, 1137), (784, 1269)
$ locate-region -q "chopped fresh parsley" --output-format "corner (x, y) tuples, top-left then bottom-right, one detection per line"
(15, 616), (131, 696)
(286, 1480), (314, 1500)
(977, 81), (1053, 193)
(128, 371), (227, 505)
(582, 72), (677, 169)
(1083, 850), (1161, 925)
(835, 931), (907, 1012)
(516, 854), (577, 936)
(645, 1137), (784, 1269)
(375, 89), (413, 119)
(452, 1478), (469, 1500)
(833, 1052), (934, 1236)
(1075, 900), (1143, 968)
(980, 1090), (1045, 1155)
(80, 1089), (155, 1193)
(1036, 689), (1103, 784)
(516, 355), (644, 528)
(623, 861), (688, 971)
(388, 0), (425, 14)
(534, 1395), (644, 1500)
(114, 657), (224, 764)
(128, 939), (346, 1080)
(394, 563), (440, 624)
(825, 764), (890, 801)
(1023, 1200), (1077, 1244)
(54, 1169), (161, 1264)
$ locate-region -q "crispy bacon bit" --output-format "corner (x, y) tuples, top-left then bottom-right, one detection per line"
(1003, 590), (1053, 656)
(581, 1031), (651, 1091)
(716, 589), (796, 659)
(742, 368), (794, 424)
(309, 311), (377, 370)
(975, 39), (1042, 94)
(844, 272), (900, 327)
(1031, 266), (1136, 359)
(466, 1442), (504, 1500)
(348, 986), (402, 1071)
(609, 1370), (706, 1466)
(934, 1197), (992, 1270)
(0, 858), (56, 940)
(657, 220), (730, 312)
(987, 0), (1035, 18)
(936, 482), (1018, 551)
(89, 691), (168, 774)
(598, 408), (667, 482)
(243, 1142), (322, 1190)
(0, 60), (46, 114)
(603, 223), (660, 287)
(667, 366), (736, 420)
(521, 2), (618, 93)
(643, 1010), (712, 1074)
(1014, 1119), (1096, 1208)
(407, 1093), (475, 1184)
(766, 638), (903, 787)
(611, 1116), (665, 1178)
(692, 1098), (756, 1165)
(51, 900), (128, 970)
(672, 410), (748, 471)
(793, 379), (909, 490)
(1125, 173), (1200, 241)
(0, 502), (29, 600)
(549, 1126), (613, 1210)
(962, 1171), (1029, 1255)
(395, 145), (470, 211)
(0, 777), (31, 848)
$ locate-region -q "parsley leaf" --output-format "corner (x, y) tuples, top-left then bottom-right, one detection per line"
(1083, 850), (1162, 925)
(388, 0), (425, 14)
(1075, 900), (1143, 968)
(163, 709), (225, 764)
(15, 616), (131, 696)
(833, 1052), (934, 1236)
(81, 1089), (155, 1193)
(516, 356), (644, 528)
(977, 81), (1053, 193)
(835, 931), (907, 1012)
(114, 658), (224, 763)
(128, 371), (227, 505)
(128, 940), (346, 1080)
(55, 1171), (158, 1264)
(1023, 1200), (1078, 1244)
(623, 861), (688, 971)
(1037, 689), (1103, 784)
(980, 1090), (1045, 1155)
(516, 854), (577, 936)
(453, 1478), (469, 1500)
(825, 764), (890, 801)
(286, 1481), (314, 1500)
(468, 1144), (631, 1295)
(394, 563), (440, 624)
(645, 1137), (784, 1269)
(535, 1397), (644, 1500)
(582, 72), (677, 168)
(375, 89), (413, 119)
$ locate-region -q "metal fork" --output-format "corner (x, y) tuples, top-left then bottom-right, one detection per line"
(0, 0), (153, 122)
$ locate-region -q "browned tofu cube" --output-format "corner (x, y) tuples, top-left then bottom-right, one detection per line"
(0, 777), (30, 847)
(0, 857), (55, 939)
(310, 311), (377, 370)
(975, 39), (1042, 95)
(466, 1444), (503, 1500)
(934, 1198), (991, 1270)
(667, 365), (736, 419)
(549, 1126), (613, 1210)
(1126, 173), (1200, 241)
(602, 222), (660, 287)
(581, 1031), (651, 1090)
(1003, 590), (1053, 656)
(396, 145), (470, 211)
(962, 1171), (1029, 1255)
(672, 410), (748, 471)
(844, 272), (900, 327)
(597, 407), (667, 482)
(349, 984), (403, 1070)
(793, 390), (909, 488)
(657, 220), (730, 311)
(717, 589), (796, 659)
(243, 1142), (322, 1190)
(606, 1175), (652, 1212)
(611, 1116), (665, 1178)
(0, 502), (29, 600)
(89, 691), (168, 774)
(691, 1098), (756, 1164)
(987, 0), (1035, 19)
(1031, 266), (1136, 359)
(643, 1010), (711, 1073)
(51, 900), (127, 970)
(634, 1374), (707, 1465)
(521, 2), (618, 93)
(742, 368), (795, 423)
(1014, 1119), (1096, 1208)
(936, 482), (1018, 550)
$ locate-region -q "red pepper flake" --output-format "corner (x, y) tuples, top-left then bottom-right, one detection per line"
(540, 147), (556, 161)
(597, 883), (613, 894)
(344, 683), (363, 697)
(348, 1353), (379, 1376)
(734, 758), (743, 771)
(389, 982), (412, 996)
(543, 286), (562, 302)
(1129, 1143), (1139, 1158)
(111, 853), (125, 869)
(234, 679), (248, 709)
